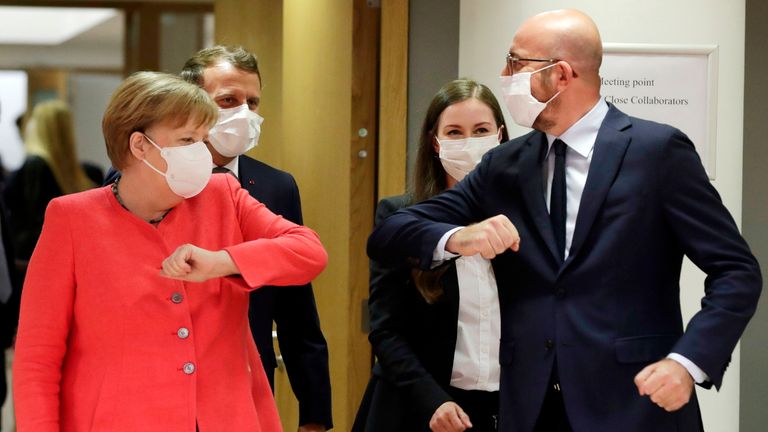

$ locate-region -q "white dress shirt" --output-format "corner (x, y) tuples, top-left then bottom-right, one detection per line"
(543, 98), (607, 260)
(216, 156), (240, 178)
(449, 255), (501, 391)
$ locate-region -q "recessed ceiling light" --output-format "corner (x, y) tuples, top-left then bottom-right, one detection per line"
(0, 6), (118, 45)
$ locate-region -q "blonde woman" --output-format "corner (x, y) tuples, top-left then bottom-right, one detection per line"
(13, 72), (327, 431)
(4, 100), (96, 274)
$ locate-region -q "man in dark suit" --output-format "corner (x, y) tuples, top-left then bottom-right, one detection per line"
(181, 46), (332, 431)
(367, 9), (761, 432)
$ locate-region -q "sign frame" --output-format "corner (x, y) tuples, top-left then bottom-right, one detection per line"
(602, 43), (719, 179)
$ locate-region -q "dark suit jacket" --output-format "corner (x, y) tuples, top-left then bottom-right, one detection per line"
(353, 195), (460, 431)
(0, 192), (20, 348)
(103, 157), (333, 428)
(367, 105), (762, 432)
(237, 155), (332, 429)
(4, 155), (62, 261)
(0, 189), (21, 422)
(4, 156), (103, 262)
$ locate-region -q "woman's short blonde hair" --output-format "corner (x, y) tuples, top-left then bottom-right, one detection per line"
(102, 71), (218, 170)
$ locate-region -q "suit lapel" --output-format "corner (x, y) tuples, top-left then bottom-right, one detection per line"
(517, 133), (561, 264)
(564, 107), (631, 269)
(237, 157), (252, 191)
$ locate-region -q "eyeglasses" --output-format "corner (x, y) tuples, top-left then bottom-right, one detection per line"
(505, 53), (558, 74)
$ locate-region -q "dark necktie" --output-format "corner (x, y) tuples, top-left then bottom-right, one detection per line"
(212, 166), (237, 180)
(550, 139), (567, 261)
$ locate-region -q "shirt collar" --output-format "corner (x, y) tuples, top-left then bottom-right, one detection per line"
(545, 97), (609, 158)
(214, 156), (240, 178)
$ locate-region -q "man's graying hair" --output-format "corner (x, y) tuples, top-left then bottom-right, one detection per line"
(181, 45), (261, 86)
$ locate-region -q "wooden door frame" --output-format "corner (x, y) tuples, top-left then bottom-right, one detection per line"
(378, 0), (408, 199)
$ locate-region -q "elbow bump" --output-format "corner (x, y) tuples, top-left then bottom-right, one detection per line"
(313, 248), (329, 274)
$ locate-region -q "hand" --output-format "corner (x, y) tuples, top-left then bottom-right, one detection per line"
(430, 401), (472, 432)
(445, 215), (520, 259)
(634, 358), (695, 411)
(298, 424), (326, 432)
(160, 244), (239, 282)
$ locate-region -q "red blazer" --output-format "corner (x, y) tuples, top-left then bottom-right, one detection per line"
(13, 174), (328, 432)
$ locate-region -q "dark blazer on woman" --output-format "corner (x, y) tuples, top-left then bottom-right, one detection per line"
(353, 194), (461, 431)
(4, 155), (62, 262)
(4, 155), (103, 263)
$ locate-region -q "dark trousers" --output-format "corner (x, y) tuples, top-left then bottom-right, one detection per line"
(448, 386), (499, 431)
(533, 366), (573, 432)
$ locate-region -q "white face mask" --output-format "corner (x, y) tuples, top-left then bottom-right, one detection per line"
(499, 63), (560, 128)
(208, 103), (264, 157)
(141, 134), (213, 199)
(437, 132), (501, 182)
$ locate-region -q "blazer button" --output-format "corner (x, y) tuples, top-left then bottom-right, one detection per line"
(555, 288), (565, 298)
(545, 339), (554, 350)
(171, 292), (184, 304)
(177, 327), (190, 339)
(182, 362), (196, 374)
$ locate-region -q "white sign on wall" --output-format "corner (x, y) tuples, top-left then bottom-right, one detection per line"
(601, 44), (718, 179)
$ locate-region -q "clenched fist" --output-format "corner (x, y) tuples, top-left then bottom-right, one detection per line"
(445, 214), (520, 259)
(635, 358), (695, 412)
(430, 401), (472, 432)
(160, 243), (239, 282)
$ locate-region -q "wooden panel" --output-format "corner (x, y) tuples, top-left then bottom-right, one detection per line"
(124, 6), (160, 74)
(282, 1), (355, 429)
(215, 1), (297, 427)
(216, 1), (378, 429)
(26, 69), (68, 108)
(378, 0), (409, 199)
(347, 0), (379, 425)
(215, 0), (284, 170)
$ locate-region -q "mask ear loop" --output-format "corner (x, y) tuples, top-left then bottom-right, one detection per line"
(537, 62), (564, 104)
(142, 133), (163, 151)
(140, 134), (168, 177)
(432, 134), (442, 155)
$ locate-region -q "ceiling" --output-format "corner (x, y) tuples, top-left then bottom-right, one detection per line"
(0, 6), (124, 70)
(0, 2), (211, 70)
(0, 7), (118, 45)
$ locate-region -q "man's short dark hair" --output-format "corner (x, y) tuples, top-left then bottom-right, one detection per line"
(180, 45), (261, 87)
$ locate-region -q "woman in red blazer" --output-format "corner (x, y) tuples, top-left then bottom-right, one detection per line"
(13, 71), (328, 432)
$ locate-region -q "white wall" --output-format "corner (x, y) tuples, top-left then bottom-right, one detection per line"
(0, 70), (27, 172)
(459, 1), (746, 431)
